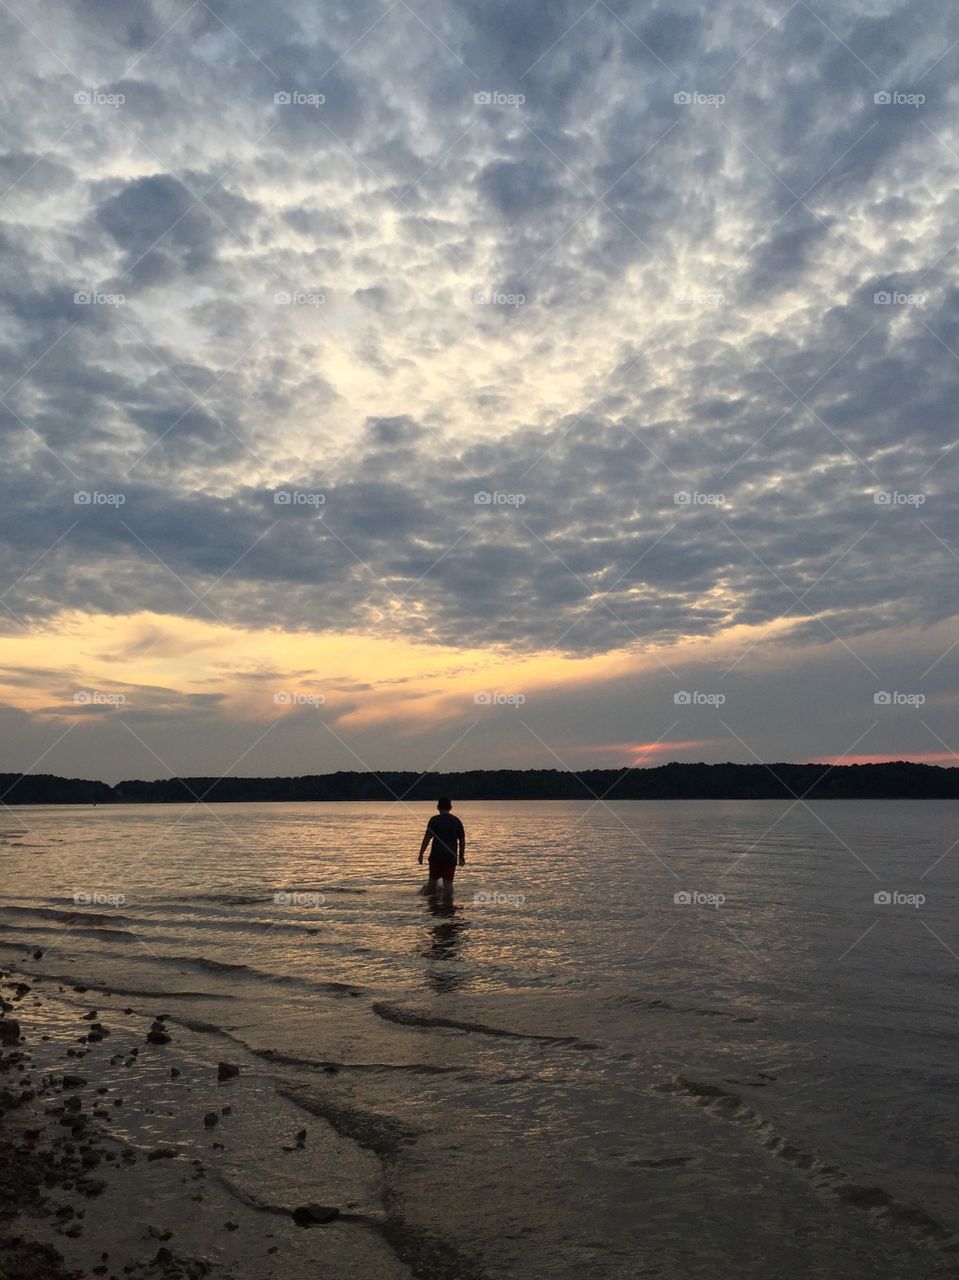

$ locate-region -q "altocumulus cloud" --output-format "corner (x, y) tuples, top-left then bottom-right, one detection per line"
(0, 0), (956, 696)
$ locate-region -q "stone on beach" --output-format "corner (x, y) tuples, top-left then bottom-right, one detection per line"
(217, 1062), (239, 1081)
(291, 1203), (339, 1226)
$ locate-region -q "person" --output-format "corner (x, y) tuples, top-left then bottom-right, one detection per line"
(418, 798), (465, 897)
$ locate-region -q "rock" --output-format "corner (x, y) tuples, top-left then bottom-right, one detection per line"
(217, 1062), (239, 1081)
(150, 1019), (167, 1033)
(146, 1031), (172, 1045)
(155, 1246), (174, 1264)
(14, 983), (30, 997)
(203, 1112), (218, 1128)
(147, 1147), (179, 1161)
(33, 950), (43, 959)
(170, 1068), (180, 1079)
(83, 1010), (98, 1020)
(291, 1204), (339, 1227)
(220, 1106), (231, 1116)
(0, 1019), (21, 1044)
(62, 1075), (87, 1089)
(73, 986), (88, 993)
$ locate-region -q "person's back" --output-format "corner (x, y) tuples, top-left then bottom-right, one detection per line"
(418, 798), (466, 895)
(426, 810), (463, 862)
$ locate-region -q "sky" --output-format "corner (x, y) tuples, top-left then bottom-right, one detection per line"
(0, 0), (957, 785)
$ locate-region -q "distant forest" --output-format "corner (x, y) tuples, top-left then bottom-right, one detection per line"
(1, 762), (958, 803)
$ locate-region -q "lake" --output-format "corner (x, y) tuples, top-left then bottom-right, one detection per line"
(1, 799), (957, 1278)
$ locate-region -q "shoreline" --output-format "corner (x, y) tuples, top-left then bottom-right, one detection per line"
(0, 962), (429, 1280)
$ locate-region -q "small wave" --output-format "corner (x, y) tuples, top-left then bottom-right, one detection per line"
(664, 1074), (958, 1253)
(106, 952), (367, 996)
(0, 903), (130, 927)
(277, 1085), (418, 1161)
(169, 887), (368, 907)
(17, 970), (230, 1000)
(371, 1001), (598, 1048)
(0, 921), (137, 942)
(615, 995), (757, 1023)
(258, 1048), (466, 1076)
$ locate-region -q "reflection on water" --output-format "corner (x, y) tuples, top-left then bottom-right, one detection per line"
(422, 899), (470, 994)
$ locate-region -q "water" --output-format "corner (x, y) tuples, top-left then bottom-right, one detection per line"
(2, 799), (958, 1278)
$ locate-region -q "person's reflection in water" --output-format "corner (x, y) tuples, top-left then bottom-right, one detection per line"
(421, 896), (470, 994)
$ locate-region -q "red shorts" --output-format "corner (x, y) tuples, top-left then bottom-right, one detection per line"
(428, 858), (456, 882)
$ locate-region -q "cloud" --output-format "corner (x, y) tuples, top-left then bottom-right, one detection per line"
(0, 0), (955, 774)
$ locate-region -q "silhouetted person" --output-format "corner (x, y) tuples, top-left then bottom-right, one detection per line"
(418, 797), (465, 898)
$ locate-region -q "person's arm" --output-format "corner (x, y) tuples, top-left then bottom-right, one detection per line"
(458, 820), (466, 865)
(418, 824), (432, 864)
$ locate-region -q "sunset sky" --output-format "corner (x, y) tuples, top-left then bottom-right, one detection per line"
(1, 0), (957, 783)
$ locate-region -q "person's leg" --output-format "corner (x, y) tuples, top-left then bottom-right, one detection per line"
(441, 866), (455, 900)
(427, 875), (438, 893)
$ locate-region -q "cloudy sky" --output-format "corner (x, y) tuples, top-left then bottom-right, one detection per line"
(0, 0), (957, 784)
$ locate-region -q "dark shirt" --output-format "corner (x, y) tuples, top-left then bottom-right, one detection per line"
(426, 813), (464, 863)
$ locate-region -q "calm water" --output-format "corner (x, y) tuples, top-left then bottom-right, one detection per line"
(2, 799), (958, 1278)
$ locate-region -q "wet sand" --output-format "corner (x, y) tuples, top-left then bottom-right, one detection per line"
(0, 962), (415, 1280)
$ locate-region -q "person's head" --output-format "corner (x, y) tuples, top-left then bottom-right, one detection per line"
(437, 797), (452, 812)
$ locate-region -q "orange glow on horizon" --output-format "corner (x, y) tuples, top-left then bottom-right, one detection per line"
(811, 753), (958, 766)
